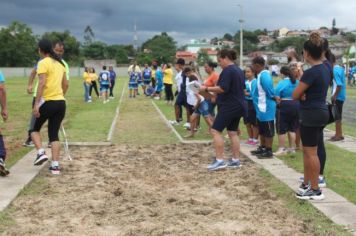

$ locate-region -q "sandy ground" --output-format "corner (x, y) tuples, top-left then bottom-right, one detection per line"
(3, 144), (311, 236)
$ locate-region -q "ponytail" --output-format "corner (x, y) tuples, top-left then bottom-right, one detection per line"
(38, 39), (65, 67)
(280, 66), (296, 84)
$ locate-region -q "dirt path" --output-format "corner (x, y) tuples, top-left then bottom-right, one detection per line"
(4, 144), (313, 236)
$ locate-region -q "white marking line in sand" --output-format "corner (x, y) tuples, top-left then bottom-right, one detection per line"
(107, 85), (126, 142)
(151, 100), (211, 144)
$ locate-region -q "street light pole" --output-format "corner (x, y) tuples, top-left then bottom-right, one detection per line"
(238, 4), (244, 68)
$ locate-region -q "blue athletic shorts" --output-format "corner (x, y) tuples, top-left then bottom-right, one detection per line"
(194, 100), (211, 117)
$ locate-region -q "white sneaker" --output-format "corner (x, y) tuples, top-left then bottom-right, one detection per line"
(88, 100), (92, 103)
(273, 147), (287, 156)
(183, 122), (190, 128)
(169, 120), (179, 125)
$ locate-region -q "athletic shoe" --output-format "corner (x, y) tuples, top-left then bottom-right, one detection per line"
(226, 159), (241, 168)
(207, 159), (227, 171)
(298, 182), (310, 193)
(87, 100), (92, 103)
(109, 96), (114, 99)
(0, 158), (10, 177)
(287, 148), (296, 154)
(34, 152), (48, 166)
(49, 166), (61, 175)
(245, 140), (254, 145)
(273, 147), (287, 156)
(250, 146), (265, 155)
(169, 120), (180, 125)
(298, 176), (326, 188)
(23, 140), (35, 147)
(296, 188), (325, 200)
(250, 140), (258, 146)
(257, 150), (273, 159)
(183, 122), (190, 129)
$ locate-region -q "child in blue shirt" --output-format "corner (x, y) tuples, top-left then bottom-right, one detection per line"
(128, 71), (140, 98)
(99, 66), (111, 103)
(152, 65), (163, 99)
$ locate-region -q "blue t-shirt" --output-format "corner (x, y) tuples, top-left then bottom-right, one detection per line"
(332, 65), (346, 101)
(129, 72), (140, 85)
(109, 70), (116, 81)
(99, 70), (110, 86)
(252, 70), (276, 121)
(216, 64), (246, 114)
(0, 71), (5, 83)
(275, 77), (299, 99)
(244, 79), (255, 101)
(300, 64), (330, 110)
(155, 69), (163, 86)
(143, 68), (152, 80)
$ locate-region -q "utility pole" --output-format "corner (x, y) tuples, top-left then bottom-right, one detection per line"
(133, 19), (138, 56)
(238, 4), (244, 68)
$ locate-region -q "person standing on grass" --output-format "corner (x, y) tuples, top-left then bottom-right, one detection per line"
(329, 54), (346, 142)
(83, 67), (92, 103)
(108, 66), (116, 99)
(200, 49), (246, 171)
(89, 67), (99, 99)
(203, 61), (219, 118)
(152, 65), (163, 100)
(31, 39), (68, 175)
(250, 56), (276, 159)
(293, 32), (330, 200)
(142, 64), (152, 95)
(99, 66), (111, 103)
(274, 66), (299, 156)
(163, 63), (174, 105)
(128, 70), (139, 98)
(0, 70), (9, 177)
(169, 59), (185, 125)
(243, 65), (259, 146)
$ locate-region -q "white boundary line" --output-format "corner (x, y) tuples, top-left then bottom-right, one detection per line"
(107, 84), (126, 142)
(151, 100), (211, 144)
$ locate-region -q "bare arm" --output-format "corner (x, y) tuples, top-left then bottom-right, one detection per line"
(27, 68), (37, 94)
(62, 72), (69, 95)
(200, 85), (224, 94)
(0, 84), (8, 121)
(292, 81), (309, 101)
(33, 73), (46, 118)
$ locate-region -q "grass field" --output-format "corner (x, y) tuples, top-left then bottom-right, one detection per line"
(3, 76), (126, 168)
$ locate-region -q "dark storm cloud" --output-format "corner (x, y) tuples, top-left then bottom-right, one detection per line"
(0, 0), (355, 45)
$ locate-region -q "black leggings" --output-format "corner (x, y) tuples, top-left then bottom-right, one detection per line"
(164, 83), (174, 101)
(32, 100), (66, 142)
(109, 80), (115, 97)
(317, 131), (326, 175)
(90, 81), (99, 97)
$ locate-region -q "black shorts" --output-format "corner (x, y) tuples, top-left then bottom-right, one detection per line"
(32, 100), (66, 142)
(334, 100), (344, 121)
(257, 120), (275, 137)
(175, 91), (187, 106)
(276, 100), (299, 134)
(300, 125), (324, 147)
(243, 100), (257, 125)
(212, 110), (242, 132)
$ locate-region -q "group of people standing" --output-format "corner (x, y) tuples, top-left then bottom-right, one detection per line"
(83, 65), (116, 103)
(159, 32), (346, 201)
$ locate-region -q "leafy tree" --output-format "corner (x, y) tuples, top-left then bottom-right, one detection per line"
(106, 45), (129, 64)
(197, 50), (209, 66)
(270, 37), (306, 55)
(140, 32), (177, 64)
(41, 30), (80, 63)
(345, 33), (356, 43)
(0, 21), (37, 66)
(136, 53), (154, 65)
(82, 41), (108, 59)
(223, 33), (233, 41)
(84, 25), (95, 46)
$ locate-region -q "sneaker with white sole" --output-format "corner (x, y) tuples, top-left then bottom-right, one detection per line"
(169, 120), (180, 125)
(49, 166), (61, 175)
(299, 176), (326, 188)
(298, 182), (310, 193)
(296, 188), (324, 200)
(0, 158), (10, 176)
(226, 159), (241, 168)
(207, 159), (227, 171)
(273, 147), (287, 156)
(34, 152), (48, 166)
(183, 122), (190, 129)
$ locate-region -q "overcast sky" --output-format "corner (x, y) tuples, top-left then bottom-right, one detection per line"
(0, 0), (355, 46)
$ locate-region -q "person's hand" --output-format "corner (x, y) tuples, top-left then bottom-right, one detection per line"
(300, 93), (306, 101)
(199, 85), (207, 92)
(1, 109), (8, 122)
(27, 85), (33, 94)
(33, 105), (40, 118)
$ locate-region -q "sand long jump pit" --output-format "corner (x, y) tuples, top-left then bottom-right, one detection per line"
(3, 144), (317, 235)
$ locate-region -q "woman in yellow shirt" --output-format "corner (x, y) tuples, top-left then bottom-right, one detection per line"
(163, 63), (174, 105)
(83, 67), (92, 102)
(89, 67), (99, 98)
(31, 39), (69, 175)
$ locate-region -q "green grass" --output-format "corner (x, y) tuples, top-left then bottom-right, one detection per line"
(4, 76), (124, 168)
(260, 169), (352, 235)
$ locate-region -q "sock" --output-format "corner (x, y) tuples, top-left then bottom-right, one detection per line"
(38, 148), (45, 155)
(232, 158), (239, 162)
(51, 161), (59, 167)
(253, 139), (258, 142)
(216, 158), (223, 162)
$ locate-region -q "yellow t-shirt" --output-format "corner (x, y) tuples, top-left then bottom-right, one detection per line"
(83, 72), (91, 84)
(163, 68), (173, 84)
(37, 57), (65, 101)
(89, 72), (98, 82)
